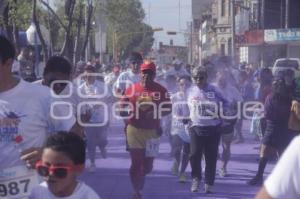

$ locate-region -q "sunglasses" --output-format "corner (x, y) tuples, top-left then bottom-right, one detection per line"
(35, 161), (81, 179)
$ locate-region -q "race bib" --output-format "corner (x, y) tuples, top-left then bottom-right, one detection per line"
(145, 138), (160, 157)
(0, 165), (40, 199)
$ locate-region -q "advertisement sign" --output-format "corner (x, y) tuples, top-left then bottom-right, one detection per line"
(265, 29), (300, 42)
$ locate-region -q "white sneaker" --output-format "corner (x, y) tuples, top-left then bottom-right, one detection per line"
(89, 163), (96, 173)
(219, 168), (227, 177)
(190, 178), (199, 192)
(204, 184), (213, 194)
(178, 173), (187, 183)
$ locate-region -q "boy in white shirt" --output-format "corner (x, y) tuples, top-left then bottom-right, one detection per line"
(0, 35), (75, 199)
(30, 132), (100, 199)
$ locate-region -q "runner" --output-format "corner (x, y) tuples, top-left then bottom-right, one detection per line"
(170, 76), (191, 183)
(115, 52), (143, 95)
(36, 55), (89, 137)
(235, 70), (254, 143)
(79, 64), (110, 172)
(214, 71), (242, 177)
(119, 62), (172, 199)
(0, 35), (75, 198)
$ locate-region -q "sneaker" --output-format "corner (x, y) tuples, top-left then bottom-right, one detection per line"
(190, 178), (199, 192)
(89, 163), (96, 173)
(171, 161), (179, 176)
(132, 192), (142, 199)
(247, 176), (263, 186)
(204, 184), (213, 194)
(100, 148), (107, 159)
(219, 168), (227, 177)
(178, 173), (187, 183)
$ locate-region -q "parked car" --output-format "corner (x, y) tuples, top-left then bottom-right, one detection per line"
(272, 58), (300, 78)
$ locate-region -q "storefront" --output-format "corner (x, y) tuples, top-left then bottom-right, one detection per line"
(240, 28), (300, 68)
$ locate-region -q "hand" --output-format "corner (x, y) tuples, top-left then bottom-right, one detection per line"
(81, 109), (92, 123)
(20, 147), (42, 169)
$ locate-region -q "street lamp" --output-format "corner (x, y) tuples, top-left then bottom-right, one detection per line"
(112, 27), (164, 63)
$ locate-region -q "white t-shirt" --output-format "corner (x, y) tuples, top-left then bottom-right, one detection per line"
(264, 136), (300, 199)
(29, 181), (100, 199)
(34, 80), (83, 117)
(170, 92), (190, 143)
(115, 70), (140, 93)
(0, 79), (75, 169)
(79, 80), (109, 124)
(187, 85), (225, 127)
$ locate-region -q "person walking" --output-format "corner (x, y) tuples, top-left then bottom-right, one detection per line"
(248, 78), (294, 185)
(187, 66), (226, 193)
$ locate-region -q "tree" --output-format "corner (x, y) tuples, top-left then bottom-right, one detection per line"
(0, 0), (32, 51)
(40, 0), (95, 63)
(103, 0), (154, 61)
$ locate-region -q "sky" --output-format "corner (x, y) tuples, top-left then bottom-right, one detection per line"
(140, 0), (192, 48)
(49, 0), (192, 47)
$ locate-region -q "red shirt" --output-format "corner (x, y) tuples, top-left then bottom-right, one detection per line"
(122, 82), (171, 129)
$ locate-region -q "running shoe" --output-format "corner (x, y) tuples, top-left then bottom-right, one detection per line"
(178, 173), (187, 183)
(171, 161), (179, 176)
(219, 168), (227, 177)
(132, 192), (142, 199)
(190, 178), (199, 192)
(204, 184), (213, 194)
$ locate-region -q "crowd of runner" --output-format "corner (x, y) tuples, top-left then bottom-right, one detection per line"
(1, 35), (300, 199)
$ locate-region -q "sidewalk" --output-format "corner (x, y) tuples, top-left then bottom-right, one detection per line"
(80, 121), (274, 199)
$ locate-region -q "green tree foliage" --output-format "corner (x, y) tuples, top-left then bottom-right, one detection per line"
(103, 0), (154, 60)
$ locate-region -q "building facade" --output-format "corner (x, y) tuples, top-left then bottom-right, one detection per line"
(195, 0), (300, 68)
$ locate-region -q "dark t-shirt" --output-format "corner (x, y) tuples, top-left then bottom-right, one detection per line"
(265, 94), (291, 128)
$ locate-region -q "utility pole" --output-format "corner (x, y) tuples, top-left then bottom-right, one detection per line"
(189, 21), (193, 64)
(285, 0), (289, 28)
(178, 0), (181, 30)
(231, 0), (236, 61)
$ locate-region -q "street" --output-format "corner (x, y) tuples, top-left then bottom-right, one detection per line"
(80, 121), (274, 199)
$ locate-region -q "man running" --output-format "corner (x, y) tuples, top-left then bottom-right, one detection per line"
(119, 62), (172, 199)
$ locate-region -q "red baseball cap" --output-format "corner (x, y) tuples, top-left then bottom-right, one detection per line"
(140, 62), (156, 72)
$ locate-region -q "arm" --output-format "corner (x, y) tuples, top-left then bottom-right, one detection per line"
(259, 136), (300, 199)
(255, 187), (274, 199)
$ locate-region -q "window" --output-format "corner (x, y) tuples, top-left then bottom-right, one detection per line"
(228, 0), (231, 16)
(228, 38), (232, 55)
(221, 0), (226, 17)
(221, 44), (226, 56)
